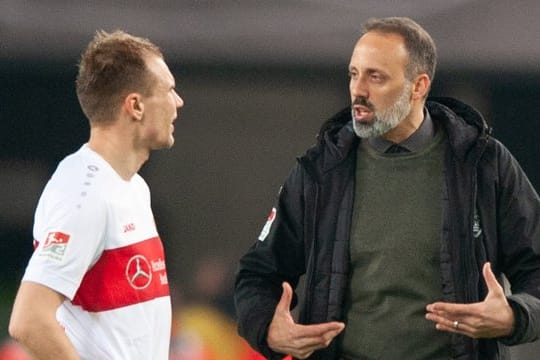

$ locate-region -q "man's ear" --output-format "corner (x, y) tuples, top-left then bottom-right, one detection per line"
(411, 74), (431, 100)
(123, 93), (144, 120)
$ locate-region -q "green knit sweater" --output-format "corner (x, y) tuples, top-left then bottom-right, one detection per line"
(340, 132), (451, 359)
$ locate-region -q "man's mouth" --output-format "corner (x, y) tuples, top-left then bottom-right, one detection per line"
(353, 105), (374, 123)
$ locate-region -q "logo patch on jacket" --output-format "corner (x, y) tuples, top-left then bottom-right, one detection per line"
(473, 208), (483, 239)
(258, 207), (277, 241)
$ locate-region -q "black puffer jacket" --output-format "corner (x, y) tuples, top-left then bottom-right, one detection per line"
(235, 97), (540, 359)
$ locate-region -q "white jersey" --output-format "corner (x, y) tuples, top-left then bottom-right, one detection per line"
(23, 145), (171, 360)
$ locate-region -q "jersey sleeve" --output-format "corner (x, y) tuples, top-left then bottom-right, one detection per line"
(23, 157), (107, 300)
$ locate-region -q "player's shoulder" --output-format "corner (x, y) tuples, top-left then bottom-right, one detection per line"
(131, 172), (150, 191)
(47, 146), (109, 192)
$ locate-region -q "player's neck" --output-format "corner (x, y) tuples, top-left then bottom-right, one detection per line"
(88, 127), (149, 181)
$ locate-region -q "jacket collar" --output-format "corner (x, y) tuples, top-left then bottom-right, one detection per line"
(300, 108), (358, 178)
(300, 97), (491, 178)
(427, 96), (491, 161)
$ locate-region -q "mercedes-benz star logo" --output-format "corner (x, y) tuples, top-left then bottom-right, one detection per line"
(126, 255), (152, 290)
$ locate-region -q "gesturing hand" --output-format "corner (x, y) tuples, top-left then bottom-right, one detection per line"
(267, 282), (345, 359)
(425, 262), (515, 338)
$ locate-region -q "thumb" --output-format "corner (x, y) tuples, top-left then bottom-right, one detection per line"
(275, 282), (293, 314)
(483, 262), (503, 295)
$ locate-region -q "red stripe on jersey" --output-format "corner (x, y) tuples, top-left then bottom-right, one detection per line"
(72, 236), (170, 312)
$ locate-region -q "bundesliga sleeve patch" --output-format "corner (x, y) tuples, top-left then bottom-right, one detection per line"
(39, 231), (71, 261)
(258, 207), (276, 241)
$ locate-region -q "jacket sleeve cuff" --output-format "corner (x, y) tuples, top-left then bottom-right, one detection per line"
(238, 305), (288, 359)
(498, 297), (528, 345)
(256, 323), (289, 360)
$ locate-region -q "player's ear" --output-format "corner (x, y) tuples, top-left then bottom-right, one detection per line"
(123, 93), (144, 120)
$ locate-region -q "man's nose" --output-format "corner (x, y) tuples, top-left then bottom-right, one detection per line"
(175, 92), (184, 108)
(350, 77), (368, 99)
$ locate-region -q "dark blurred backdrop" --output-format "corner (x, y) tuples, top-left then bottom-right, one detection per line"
(1, 1), (540, 358)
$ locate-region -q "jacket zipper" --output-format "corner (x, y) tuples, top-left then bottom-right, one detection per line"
(304, 182), (319, 323)
(464, 134), (488, 303)
(465, 169), (478, 303)
(297, 157), (320, 324)
(463, 135), (488, 360)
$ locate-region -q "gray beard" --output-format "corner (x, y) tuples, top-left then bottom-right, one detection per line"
(352, 82), (412, 138)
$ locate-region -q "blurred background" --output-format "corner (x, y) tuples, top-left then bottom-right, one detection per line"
(1, 0), (540, 358)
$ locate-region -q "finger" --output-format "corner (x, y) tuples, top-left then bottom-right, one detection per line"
(433, 318), (473, 335)
(289, 325), (345, 354)
(426, 312), (457, 328)
(294, 322), (345, 339)
(275, 282), (293, 314)
(294, 351), (314, 360)
(482, 262), (503, 294)
(428, 299), (487, 318)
